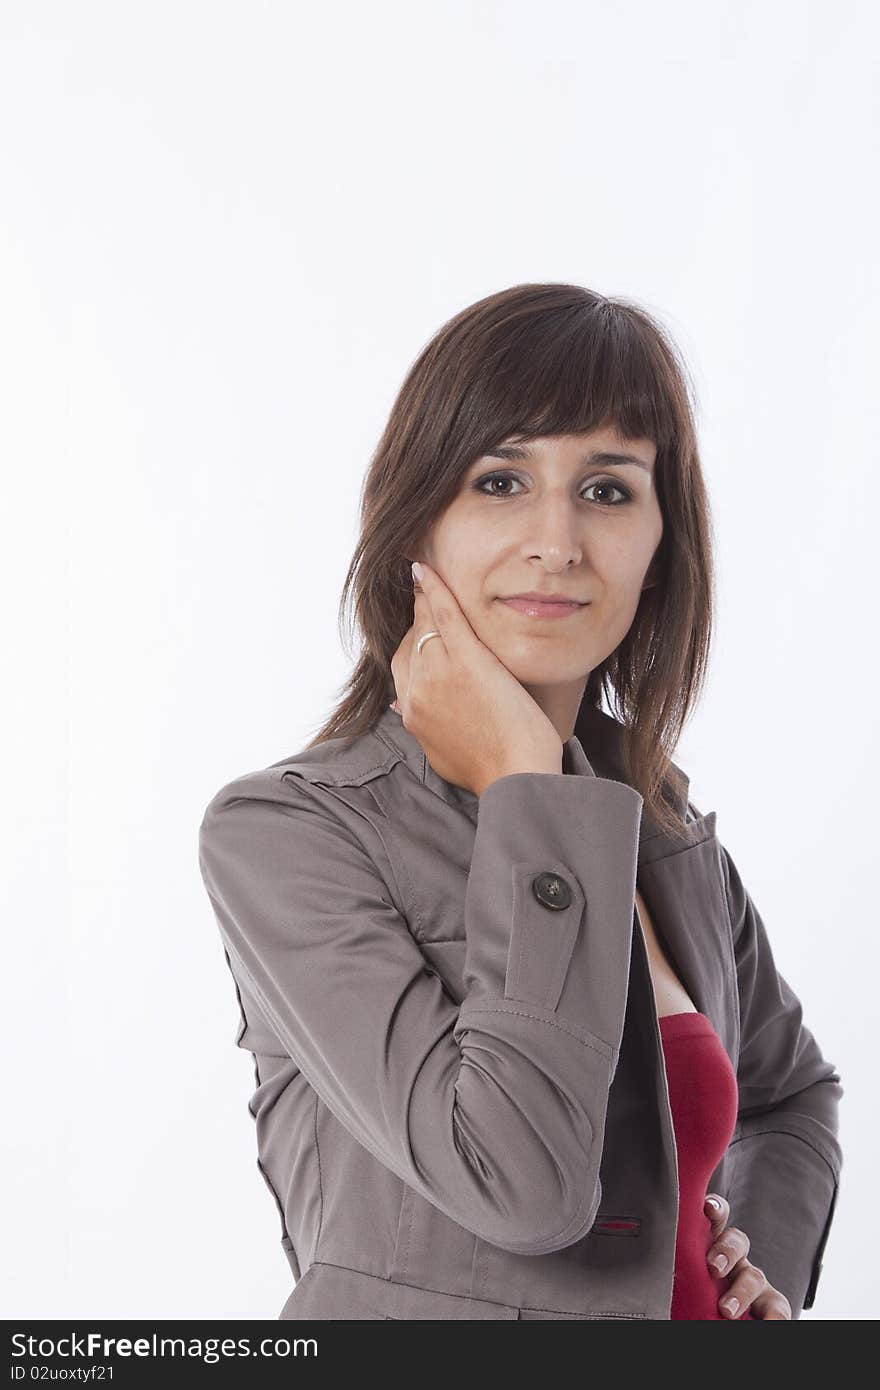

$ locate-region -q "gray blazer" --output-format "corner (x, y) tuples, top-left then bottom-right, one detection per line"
(197, 694), (843, 1320)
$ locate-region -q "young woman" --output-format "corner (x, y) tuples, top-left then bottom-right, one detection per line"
(198, 284), (842, 1320)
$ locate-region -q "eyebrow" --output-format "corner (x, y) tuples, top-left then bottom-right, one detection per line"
(485, 443), (653, 473)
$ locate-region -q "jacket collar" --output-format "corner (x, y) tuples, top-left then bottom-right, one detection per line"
(375, 685), (691, 842)
(573, 701), (692, 841)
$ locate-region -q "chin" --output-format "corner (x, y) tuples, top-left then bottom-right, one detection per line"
(499, 656), (587, 683)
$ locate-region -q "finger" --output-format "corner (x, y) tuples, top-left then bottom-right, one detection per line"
(389, 644), (408, 704)
(717, 1261), (768, 1319)
(411, 584), (436, 627)
(411, 561), (467, 653)
(409, 580), (449, 675)
(704, 1193), (729, 1238)
(749, 1282), (792, 1319)
(409, 566), (436, 639)
(411, 593), (446, 665)
(393, 573), (446, 707)
(707, 1225), (751, 1277)
(390, 611), (421, 704)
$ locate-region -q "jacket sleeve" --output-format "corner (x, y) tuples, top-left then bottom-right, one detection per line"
(720, 844), (844, 1318)
(197, 763), (644, 1257)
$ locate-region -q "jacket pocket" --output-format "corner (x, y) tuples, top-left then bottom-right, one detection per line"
(279, 1260), (518, 1320)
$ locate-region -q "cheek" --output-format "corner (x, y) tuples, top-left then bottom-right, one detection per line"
(600, 590), (645, 643)
(590, 548), (654, 636)
(593, 520), (660, 587)
(428, 514), (503, 591)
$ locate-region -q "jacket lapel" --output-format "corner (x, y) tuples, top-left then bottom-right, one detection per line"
(573, 702), (733, 1051)
(572, 701), (692, 851)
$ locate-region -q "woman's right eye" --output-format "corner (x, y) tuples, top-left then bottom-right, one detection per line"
(473, 471), (522, 498)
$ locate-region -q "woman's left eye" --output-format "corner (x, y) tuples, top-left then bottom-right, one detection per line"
(472, 472), (633, 506)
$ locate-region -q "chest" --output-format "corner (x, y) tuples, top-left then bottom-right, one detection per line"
(635, 886), (699, 1018)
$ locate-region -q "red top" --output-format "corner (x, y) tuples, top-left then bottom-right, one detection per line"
(659, 1011), (757, 1319)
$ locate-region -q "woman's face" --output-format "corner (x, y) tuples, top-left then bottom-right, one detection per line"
(415, 427), (663, 724)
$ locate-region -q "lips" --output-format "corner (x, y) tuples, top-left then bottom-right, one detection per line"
(498, 597), (588, 619)
(502, 594), (587, 604)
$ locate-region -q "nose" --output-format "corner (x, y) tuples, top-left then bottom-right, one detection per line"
(521, 495), (584, 568)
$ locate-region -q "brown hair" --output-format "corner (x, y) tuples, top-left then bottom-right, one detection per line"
(302, 282), (715, 838)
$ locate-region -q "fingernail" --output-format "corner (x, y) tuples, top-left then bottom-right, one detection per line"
(411, 561), (423, 581)
(710, 1253), (728, 1273)
(706, 1197), (722, 1211)
(722, 1297), (739, 1317)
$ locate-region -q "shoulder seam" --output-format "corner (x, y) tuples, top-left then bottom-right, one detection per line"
(279, 742), (401, 787)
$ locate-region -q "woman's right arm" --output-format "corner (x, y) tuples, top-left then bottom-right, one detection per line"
(198, 763), (643, 1257)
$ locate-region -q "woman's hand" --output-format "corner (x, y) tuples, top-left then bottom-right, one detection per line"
(704, 1193), (793, 1319)
(389, 560), (563, 798)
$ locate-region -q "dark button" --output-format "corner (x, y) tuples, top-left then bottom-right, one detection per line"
(531, 871), (572, 910)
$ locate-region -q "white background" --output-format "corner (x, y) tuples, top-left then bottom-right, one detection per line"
(2, 0), (875, 1320)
